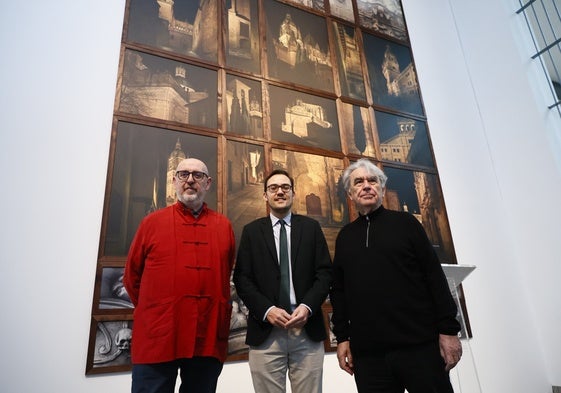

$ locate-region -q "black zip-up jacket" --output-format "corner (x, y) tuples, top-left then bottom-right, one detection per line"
(330, 206), (460, 355)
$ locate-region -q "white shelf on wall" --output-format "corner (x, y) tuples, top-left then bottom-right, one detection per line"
(442, 264), (482, 393)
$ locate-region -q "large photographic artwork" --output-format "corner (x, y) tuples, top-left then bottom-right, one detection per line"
(87, 0), (464, 373)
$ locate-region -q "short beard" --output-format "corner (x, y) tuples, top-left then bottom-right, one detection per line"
(177, 192), (202, 210)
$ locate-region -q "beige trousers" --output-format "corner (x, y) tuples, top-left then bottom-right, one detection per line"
(248, 327), (324, 393)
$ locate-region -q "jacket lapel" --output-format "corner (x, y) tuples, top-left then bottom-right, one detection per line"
(260, 217), (279, 266)
(290, 214), (302, 268)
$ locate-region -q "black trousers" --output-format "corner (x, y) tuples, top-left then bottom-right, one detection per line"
(131, 357), (223, 393)
(353, 341), (454, 393)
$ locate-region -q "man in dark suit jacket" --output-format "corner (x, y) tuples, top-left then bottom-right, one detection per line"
(233, 169), (332, 393)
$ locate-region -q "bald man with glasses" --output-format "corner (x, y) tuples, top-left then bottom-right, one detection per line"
(124, 158), (235, 393)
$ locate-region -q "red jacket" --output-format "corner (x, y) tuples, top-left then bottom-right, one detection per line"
(124, 202), (235, 364)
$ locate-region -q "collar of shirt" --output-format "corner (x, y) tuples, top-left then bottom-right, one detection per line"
(177, 201), (206, 218)
(270, 213), (292, 227)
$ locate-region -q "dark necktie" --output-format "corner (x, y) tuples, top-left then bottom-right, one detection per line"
(278, 219), (291, 312)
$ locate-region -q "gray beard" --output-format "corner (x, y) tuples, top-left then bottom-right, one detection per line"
(177, 192), (202, 211)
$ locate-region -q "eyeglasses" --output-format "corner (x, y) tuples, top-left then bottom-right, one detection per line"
(266, 183), (292, 193)
(175, 170), (208, 182)
(352, 176), (380, 187)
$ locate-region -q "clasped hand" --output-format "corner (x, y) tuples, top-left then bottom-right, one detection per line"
(266, 305), (309, 329)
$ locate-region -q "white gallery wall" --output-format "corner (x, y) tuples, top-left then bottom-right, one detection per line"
(0, 1), (559, 393)
(402, 0), (561, 392)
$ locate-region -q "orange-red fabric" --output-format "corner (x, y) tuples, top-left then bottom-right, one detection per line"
(124, 202), (235, 364)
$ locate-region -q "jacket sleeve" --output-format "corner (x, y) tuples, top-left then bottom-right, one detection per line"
(233, 225), (275, 321)
(409, 214), (460, 335)
(123, 220), (147, 307)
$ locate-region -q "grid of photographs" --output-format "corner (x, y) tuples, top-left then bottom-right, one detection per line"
(86, 0), (462, 374)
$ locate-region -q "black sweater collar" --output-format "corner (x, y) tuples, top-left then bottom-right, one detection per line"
(358, 205), (385, 221)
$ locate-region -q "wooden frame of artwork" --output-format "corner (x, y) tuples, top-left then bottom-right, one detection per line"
(86, 0), (467, 374)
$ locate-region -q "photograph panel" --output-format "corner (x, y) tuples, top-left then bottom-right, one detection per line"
(225, 0), (261, 74)
(329, 0), (354, 22)
(225, 74), (263, 137)
(119, 49), (217, 129)
(363, 34), (424, 116)
(269, 85), (341, 151)
(99, 267), (133, 310)
(126, 0), (218, 63)
(283, 0), (325, 12)
(87, 317), (133, 374)
(339, 102), (376, 157)
(332, 22), (367, 100)
(225, 141), (267, 249)
(103, 122), (217, 257)
(375, 110), (434, 167)
(227, 278), (250, 360)
(264, 0), (334, 92)
(356, 0), (407, 41)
